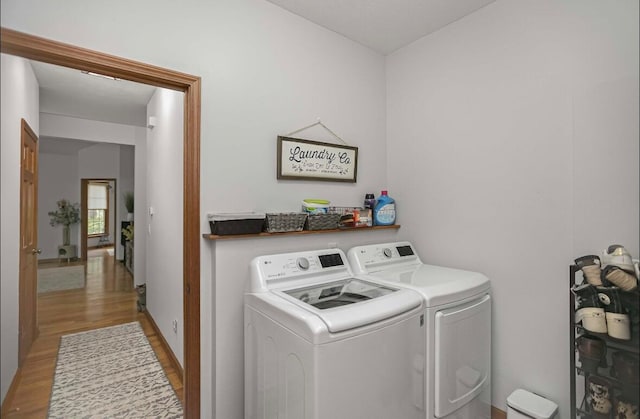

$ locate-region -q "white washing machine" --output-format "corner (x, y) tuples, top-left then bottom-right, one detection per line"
(245, 248), (427, 419)
(347, 242), (492, 419)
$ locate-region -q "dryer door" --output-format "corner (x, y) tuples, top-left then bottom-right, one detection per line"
(434, 294), (491, 418)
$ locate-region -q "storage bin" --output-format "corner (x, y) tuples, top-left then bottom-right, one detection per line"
(305, 213), (341, 231)
(208, 213), (265, 235)
(507, 389), (558, 419)
(328, 206), (367, 228)
(265, 213), (307, 233)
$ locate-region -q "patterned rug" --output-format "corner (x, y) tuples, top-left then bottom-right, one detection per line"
(48, 322), (183, 418)
(38, 265), (85, 293)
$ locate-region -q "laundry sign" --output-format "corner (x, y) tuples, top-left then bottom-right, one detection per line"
(277, 136), (358, 182)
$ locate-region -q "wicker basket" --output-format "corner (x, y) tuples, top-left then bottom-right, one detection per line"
(305, 213), (341, 231)
(265, 213), (308, 233)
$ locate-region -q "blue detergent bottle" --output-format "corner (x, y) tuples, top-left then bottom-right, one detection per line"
(373, 190), (396, 226)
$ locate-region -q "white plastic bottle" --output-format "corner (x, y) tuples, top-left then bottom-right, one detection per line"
(373, 190), (396, 226)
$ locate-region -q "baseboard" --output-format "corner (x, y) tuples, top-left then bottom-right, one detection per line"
(143, 310), (184, 379)
(492, 405), (507, 419)
(0, 367), (22, 416)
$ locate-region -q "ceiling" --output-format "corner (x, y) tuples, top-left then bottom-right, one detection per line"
(31, 60), (156, 108)
(28, 0), (494, 132)
(30, 60), (156, 127)
(265, 0), (496, 55)
(30, 61), (154, 153)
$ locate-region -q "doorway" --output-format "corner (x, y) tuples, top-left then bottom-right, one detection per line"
(80, 178), (117, 263)
(1, 28), (201, 417)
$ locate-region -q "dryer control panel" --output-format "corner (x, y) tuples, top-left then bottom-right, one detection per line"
(347, 241), (421, 274)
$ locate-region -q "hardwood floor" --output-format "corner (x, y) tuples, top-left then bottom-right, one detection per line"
(2, 248), (183, 417)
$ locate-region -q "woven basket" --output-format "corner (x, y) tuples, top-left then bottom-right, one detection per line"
(265, 213), (308, 233)
(305, 213), (341, 231)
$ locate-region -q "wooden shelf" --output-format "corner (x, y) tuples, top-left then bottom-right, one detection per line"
(203, 225), (400, 241)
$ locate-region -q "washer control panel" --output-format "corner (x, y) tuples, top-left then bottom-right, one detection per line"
(257, 250), (348, 282)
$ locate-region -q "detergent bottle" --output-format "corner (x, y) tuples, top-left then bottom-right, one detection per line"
(373, 190), (396, 226)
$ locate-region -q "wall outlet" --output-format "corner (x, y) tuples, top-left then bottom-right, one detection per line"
(172, 319), (178, 333)
(328, 242), (337, 248)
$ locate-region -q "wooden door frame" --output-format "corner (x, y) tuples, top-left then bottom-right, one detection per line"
(1, 28), (201, 417)
(81, 178), (116, 261)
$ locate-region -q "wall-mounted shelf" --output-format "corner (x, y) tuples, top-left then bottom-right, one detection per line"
(203, 224), (400, 241)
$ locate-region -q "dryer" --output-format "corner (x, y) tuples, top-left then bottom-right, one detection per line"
(245, 248), (427, 419)
(348, 242), (492, 419)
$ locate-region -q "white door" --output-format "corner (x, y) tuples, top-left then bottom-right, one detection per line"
(434, 294), (491, 418)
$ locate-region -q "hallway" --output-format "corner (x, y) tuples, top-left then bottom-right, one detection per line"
(2, 248), (183, 417)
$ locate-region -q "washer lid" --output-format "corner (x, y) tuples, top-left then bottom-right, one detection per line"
(366, 264), (490, 307)
(278, 278), (423, 333)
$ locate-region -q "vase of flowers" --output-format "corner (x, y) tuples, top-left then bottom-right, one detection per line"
(122, 224), (134, 242)
(48, 199), (81, 246)
(124, 191), (134, 221)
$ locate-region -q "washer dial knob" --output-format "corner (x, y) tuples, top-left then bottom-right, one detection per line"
(383, 248), (393, 258)
(297, 257), (310, 270)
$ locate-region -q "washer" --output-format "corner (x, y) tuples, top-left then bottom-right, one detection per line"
(348, 241), (492, 419)
(245, 248), (427, 419)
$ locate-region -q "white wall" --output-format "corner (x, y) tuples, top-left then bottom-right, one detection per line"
(37, 152), (79, 259)
(0, 54), (39, 405)
(78, 143), (121, 178)
(145, 88), (184, 366)
(118, 145), (135, 260)
(0, 1), (388, 415)
(386, 1), (639, 416)
(133, 134), (147, 287)
(571, 78), (639, 256)
(38, 141), (134, 258)
(41, 114), (145, 270)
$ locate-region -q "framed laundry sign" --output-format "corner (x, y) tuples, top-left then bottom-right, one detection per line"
(277, 136), (358, 182)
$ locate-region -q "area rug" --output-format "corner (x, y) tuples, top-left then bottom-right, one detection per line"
(48, 322), (183, 418)
(38, 265), (85, 294)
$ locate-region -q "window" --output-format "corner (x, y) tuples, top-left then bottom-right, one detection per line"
(88, 183), (109, 236)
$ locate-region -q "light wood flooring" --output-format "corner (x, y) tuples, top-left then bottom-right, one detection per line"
(2, 247), (183, 417)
